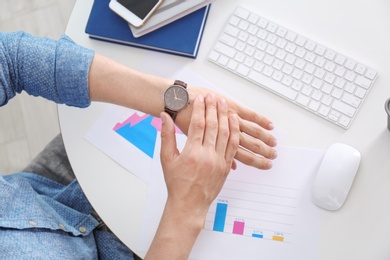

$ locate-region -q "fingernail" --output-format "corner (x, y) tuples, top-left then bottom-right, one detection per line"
(268, 123), (274, 130)
(272, 150), (278, 159)
(160, 112), (166, 124)
(198, 95), (204, 103)
(267, 161), (273, 169)
(272, 138), (277, 147)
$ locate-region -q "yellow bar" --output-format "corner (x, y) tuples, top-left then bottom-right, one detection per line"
(272, 235), (284, 242)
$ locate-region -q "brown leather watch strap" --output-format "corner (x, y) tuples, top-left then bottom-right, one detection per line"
(165, 108), (178, 121)
(174, 79), (187, 89)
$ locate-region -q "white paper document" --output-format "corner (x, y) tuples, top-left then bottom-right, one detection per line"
(138, 143), (325, 260)
(85, 67), (323, 259)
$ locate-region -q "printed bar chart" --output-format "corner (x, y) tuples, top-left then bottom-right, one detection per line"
(213, 202), (228, 232)
(204, 178), (298, 243)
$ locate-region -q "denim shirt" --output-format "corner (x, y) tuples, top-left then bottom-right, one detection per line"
(0, 32), (134, 259)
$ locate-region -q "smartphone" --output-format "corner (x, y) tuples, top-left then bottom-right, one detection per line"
(109, 0), (163, 28)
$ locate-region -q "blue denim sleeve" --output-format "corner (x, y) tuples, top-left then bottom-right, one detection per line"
(0, 31), (94, 107)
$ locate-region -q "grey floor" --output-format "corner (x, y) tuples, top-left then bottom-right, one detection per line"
(0, 0), (76, 174)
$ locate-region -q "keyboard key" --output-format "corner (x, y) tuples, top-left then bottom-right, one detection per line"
(227, 60), (239, 70)
(225, 24), (240, 37)
(329, 110), (341, 121)
(309, 100), (320, 111)
(355, 64), (366, 75)
(314, 45), (326, 56)
(215, 42), (236, 58)
(209, 51), (219, 61)
(355, 87), (367, 99)
(220, 33), (237, 46)
(355, 76), (372, 89)
(365, 69), (377, 80)
(218, 55), (229, 65)
(319, 105), (330, 117)
(345, 59), (356, 70)
(324, 50), (336, 60)
(229, 15), (240, 26)
(237, 64), (250, 76)
(285, 31), (297, 42)
(257, 17), (268, 28)
(332, 100), (356, 117)
(248, 13), (259, 24)
(334, 54), (346, 65)
(339, 116), (351, 128)
(304, 40), (316, 51)
(342, 93), (361, 108)
(235, 7), (249, 19)
(296, 94), (310, 106)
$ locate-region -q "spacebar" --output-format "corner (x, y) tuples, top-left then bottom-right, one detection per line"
(248, 71), (298, 100)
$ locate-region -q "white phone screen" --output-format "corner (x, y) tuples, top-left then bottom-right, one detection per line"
(117, 0), (160, 19)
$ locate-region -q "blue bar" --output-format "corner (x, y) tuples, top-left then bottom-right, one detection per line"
(213, 203), (228, 232)
(252, 233), (264, 239)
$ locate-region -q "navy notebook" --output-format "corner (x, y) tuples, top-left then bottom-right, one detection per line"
(85, 0), (210, 58)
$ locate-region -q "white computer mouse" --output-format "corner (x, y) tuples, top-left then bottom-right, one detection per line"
(312, 143), (361, 210)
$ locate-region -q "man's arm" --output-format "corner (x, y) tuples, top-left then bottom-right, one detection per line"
(0, 31), (277, 169)
(88, 54), (277, 169)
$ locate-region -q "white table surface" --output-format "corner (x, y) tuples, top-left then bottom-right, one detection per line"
(58, 0), (390, 259)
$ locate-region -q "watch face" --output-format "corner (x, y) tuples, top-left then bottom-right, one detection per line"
(164, 85), (189, 111)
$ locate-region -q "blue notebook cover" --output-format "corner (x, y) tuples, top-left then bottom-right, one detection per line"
(85, 0), (210, 58)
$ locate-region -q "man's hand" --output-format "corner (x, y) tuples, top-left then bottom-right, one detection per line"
(176, 86), (278, 170)
(161, 93), (239, 207)
(145, 94), (239, 259)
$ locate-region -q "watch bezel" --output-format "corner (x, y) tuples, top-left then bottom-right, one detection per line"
(163, 84), (189, 111)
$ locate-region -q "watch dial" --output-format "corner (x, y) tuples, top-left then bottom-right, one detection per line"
(164, 85), (189, 111)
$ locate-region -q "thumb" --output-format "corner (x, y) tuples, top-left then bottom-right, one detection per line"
(160, 112), (178, 164)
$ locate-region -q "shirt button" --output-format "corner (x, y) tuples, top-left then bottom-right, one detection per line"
(29, 221), (37, 226)
(79, 226), (87, 233)
(58, 224), (65, 229)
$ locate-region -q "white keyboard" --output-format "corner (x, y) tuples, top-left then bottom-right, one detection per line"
(208, 6), (377, 129)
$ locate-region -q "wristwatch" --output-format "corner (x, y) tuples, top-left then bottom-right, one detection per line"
(164, 80), (190, 121)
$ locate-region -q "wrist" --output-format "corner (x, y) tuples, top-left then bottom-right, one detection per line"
(174, 85), (200, 134)
(146, 197), (206, 259)
(165, 196), (208, 231)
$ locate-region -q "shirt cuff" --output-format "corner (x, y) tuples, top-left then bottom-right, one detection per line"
(55, 34), (95, 108)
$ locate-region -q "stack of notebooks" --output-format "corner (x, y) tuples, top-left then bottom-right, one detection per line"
(85, 0), (213, 58)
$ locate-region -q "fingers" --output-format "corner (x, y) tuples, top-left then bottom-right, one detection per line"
(160, 112), (179, 164)
(237, 105), (275, 131)
(186, 95), (206, 146)
(238, 117), (277, 148)
(225, 114), (240, 169)
(234, 116), (278, 170)
(235, 147), (274, 170)
(215, 98), (229, 155)
(239, 132), (277, 160)
(203, 94), (219, 147)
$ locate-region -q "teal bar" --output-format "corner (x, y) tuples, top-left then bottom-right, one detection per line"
(213, 203), (227, 232)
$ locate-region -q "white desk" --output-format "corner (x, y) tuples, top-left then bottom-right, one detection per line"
(59, 0), (390, 258)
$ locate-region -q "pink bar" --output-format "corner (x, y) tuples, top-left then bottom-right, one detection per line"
(232, 221), (245, 235)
